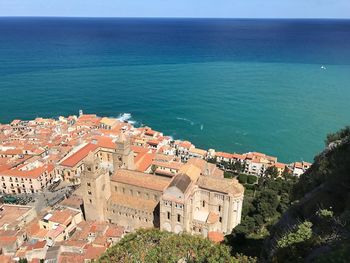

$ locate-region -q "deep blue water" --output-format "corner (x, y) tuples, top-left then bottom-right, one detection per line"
(0, 17), (350, 162)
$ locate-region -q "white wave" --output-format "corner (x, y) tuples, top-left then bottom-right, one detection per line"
(176, 117), (194, 126)
(118, 113), (132, 122)
(116, 113), (137, 125)
(200, 124), (204, 131)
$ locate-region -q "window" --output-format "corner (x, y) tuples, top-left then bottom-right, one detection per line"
(115, 186), (118, 192)
(202, 200), (205, 207)
(167, 212), (170, 220)
(87, 182), (91, 187)
(88, 191), (92, 195)
(177, 214), (181, 222)
(89, 199), (92, 204)
(218, 205), (221, 212)
(219, 217), (222, 223)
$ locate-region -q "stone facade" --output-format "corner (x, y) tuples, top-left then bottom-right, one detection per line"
(81, 136), (244, 237)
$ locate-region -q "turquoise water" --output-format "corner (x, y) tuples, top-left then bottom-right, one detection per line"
(0, 18), (350, 162)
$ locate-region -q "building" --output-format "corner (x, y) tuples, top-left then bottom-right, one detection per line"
(80, 136), (244, 238)
(0, 162), (55, 194)
(29, 207), (84, 246)
(0, 204), (37, 231)
(0, 204), (37, 256)
(289, 161), (312, 177)
(160, 164), (243, 236)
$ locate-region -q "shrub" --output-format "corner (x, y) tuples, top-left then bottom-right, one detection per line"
(247, 175), (258, 184)
(238, 174), (248, 184)
(224, 171), (234, 178)
(277, 221), (313, 249)
(98, 228), (256, 263)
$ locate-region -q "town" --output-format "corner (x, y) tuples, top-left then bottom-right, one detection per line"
(0, 112), (311, 262)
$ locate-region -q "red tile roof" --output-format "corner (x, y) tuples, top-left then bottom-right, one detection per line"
(60, 144), (98, 167)
(0, 164), (54, 179)
(216, 151), (234, 159)
(208, 231), (224, 243)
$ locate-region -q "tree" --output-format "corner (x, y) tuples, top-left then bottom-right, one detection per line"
(232, 161), (244, 173)
(278, 193), (290, 213)
(238, 174), (248, 184)
(265, 166), (279, 179)
(224, 171), (234, 178)
(325, 126), (350, 145)
(207, 157), (217, 164)
(277, 221), (313, 248)
(234, 216), (257, 238)
(254, 189), (279, 221)
(247, 175), (258, 184)
(282, 166), (292, 180)
(150, 164), (157, 174)
(98, 228), (256, 263)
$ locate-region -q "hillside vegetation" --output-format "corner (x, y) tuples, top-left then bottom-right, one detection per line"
(264, 126), (350, 262)
(98, 228), (255, 263)
(99, 126), (350, 263)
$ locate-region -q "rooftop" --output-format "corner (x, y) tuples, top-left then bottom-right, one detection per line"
(111, 169), (171, 192)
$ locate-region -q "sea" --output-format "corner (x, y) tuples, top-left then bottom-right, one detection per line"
(0, 17), (350, 163)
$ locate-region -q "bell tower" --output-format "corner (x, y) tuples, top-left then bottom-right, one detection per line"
(112, 133), (135, 171)
(81, 151), (111, 221)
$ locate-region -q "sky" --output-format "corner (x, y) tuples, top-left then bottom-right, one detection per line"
(0, 0), (349, 19)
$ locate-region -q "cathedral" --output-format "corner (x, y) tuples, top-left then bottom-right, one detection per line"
(80, 135), (244, 237)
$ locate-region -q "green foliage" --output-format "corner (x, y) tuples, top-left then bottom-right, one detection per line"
(226, 171), (297, 259)
(277, 221), (313, 248)
(238, 174), (247, 184)
(151, 164), (157, 174)
(232, 161), (244, 173)
(282, 166), (292, 180)
(99, 228), (256, 263)
(325, 126), (350, 145)
(293, 126), (350, 201)
(314, 242), (350, 263)
(255, 189), (279, 221)
(316, 208), (334, 219)
(247, 175), (257, 184)
(277, 193), (290, 213)
(265, 166), (279, 179)
(267, 126), (350, 262)
(224, 171), (235, 178)
(207, 157), (217, 164)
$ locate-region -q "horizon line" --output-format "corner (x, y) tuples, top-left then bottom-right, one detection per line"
(0, 15), (349, 20)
